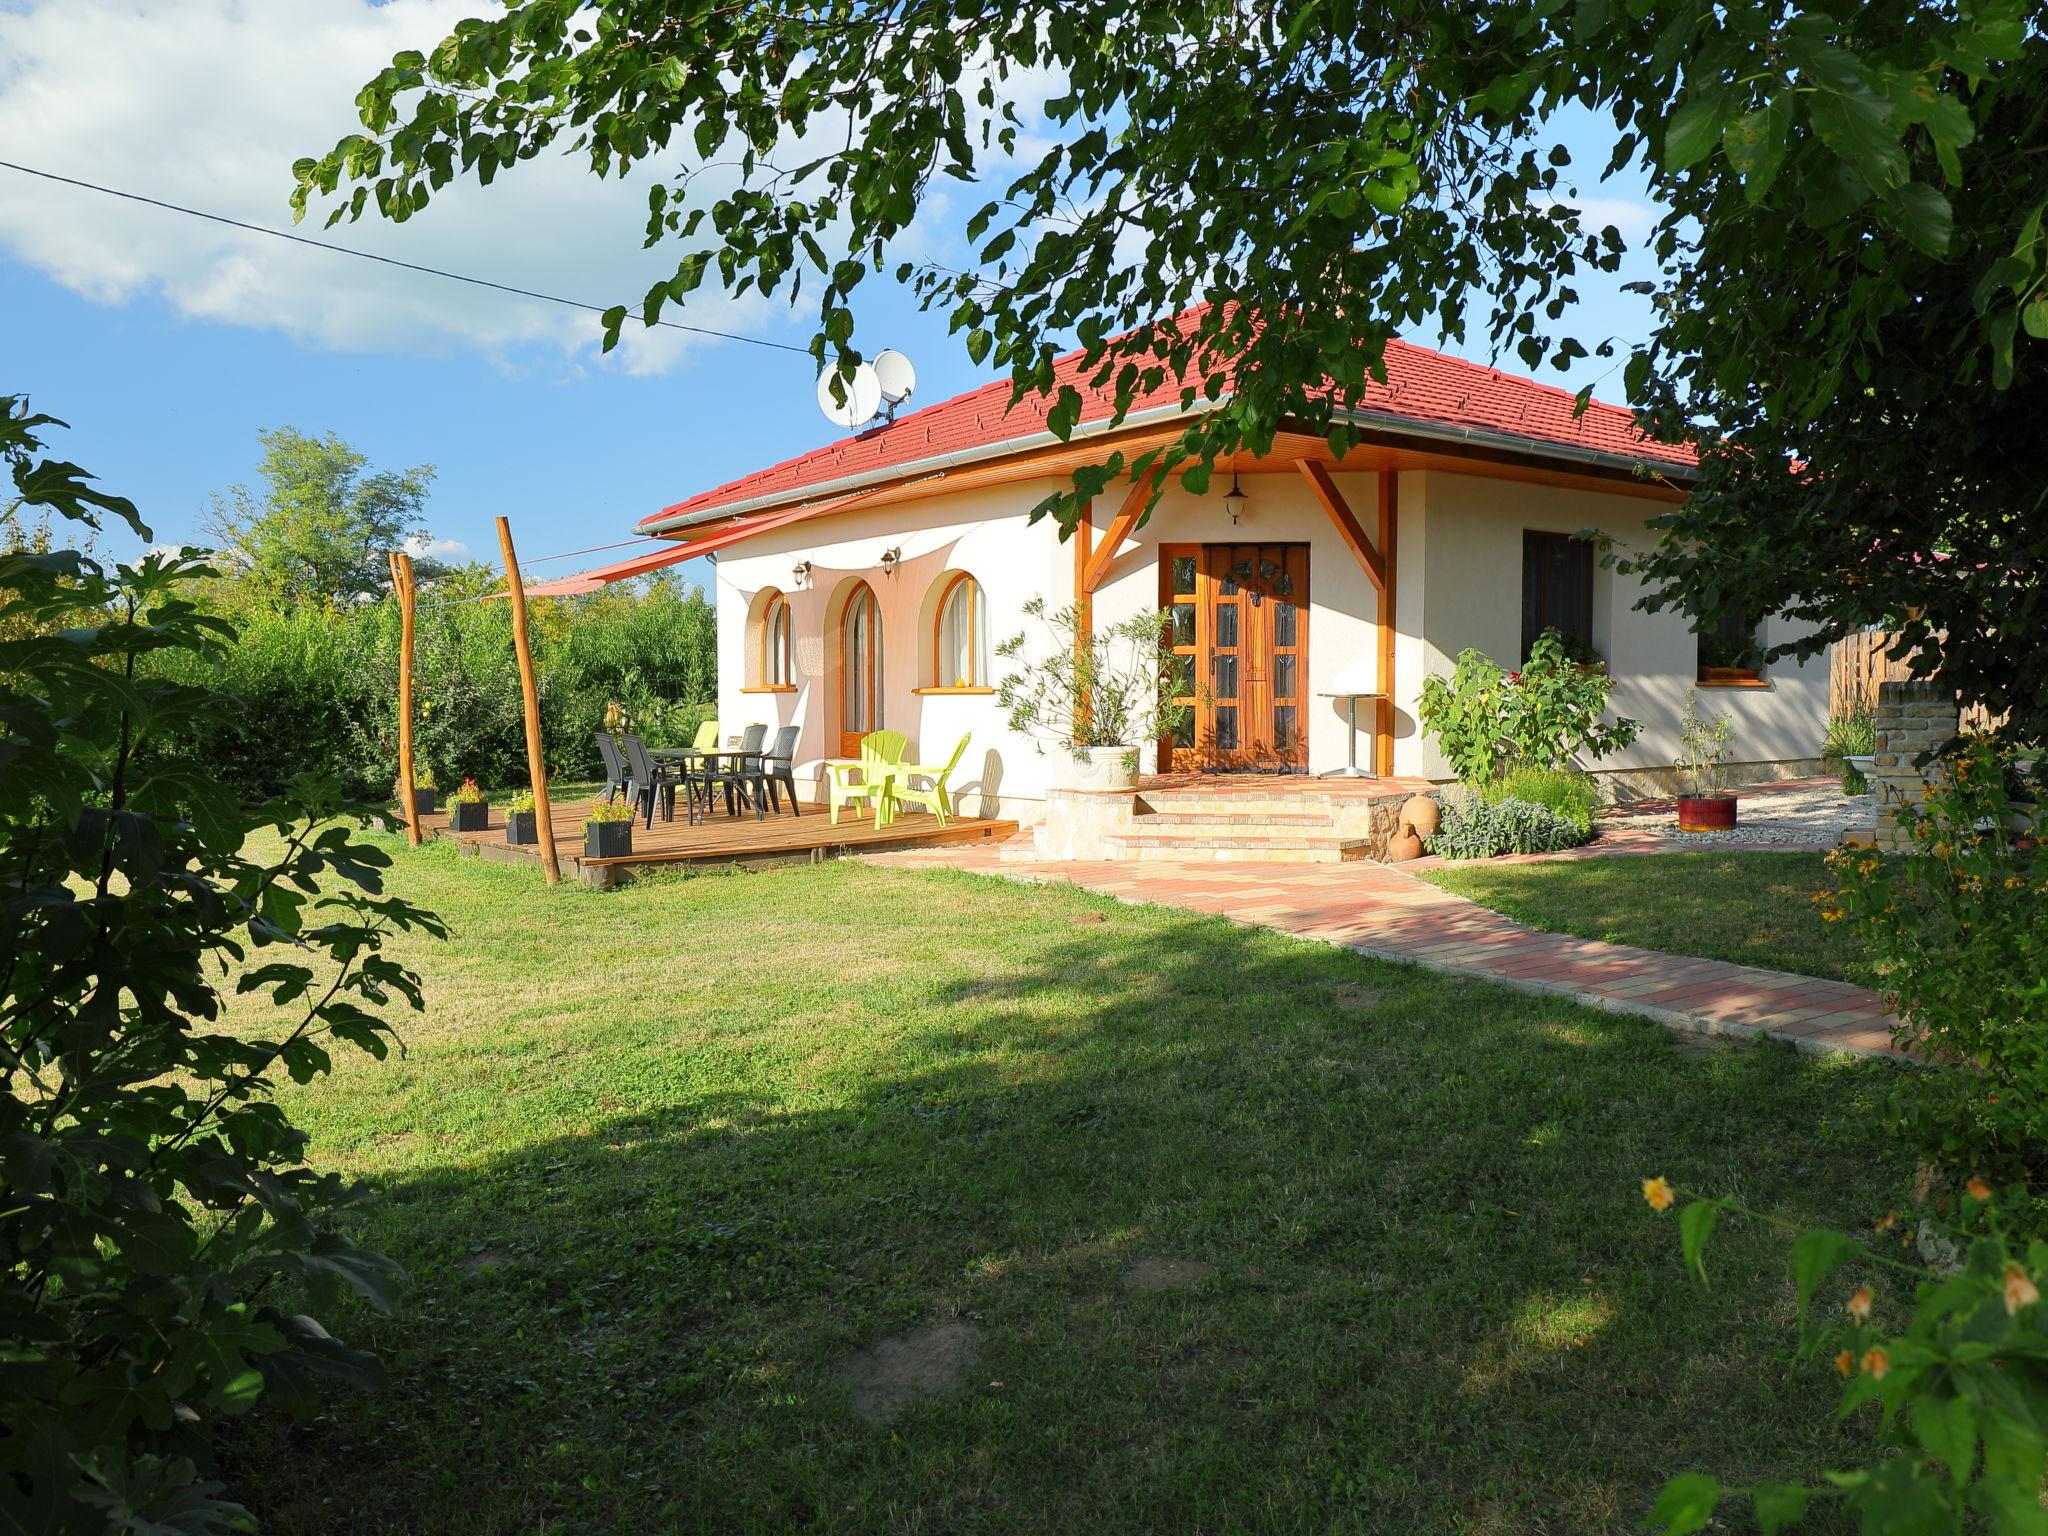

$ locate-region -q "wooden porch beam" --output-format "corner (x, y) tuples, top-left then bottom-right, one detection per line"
(1298, 460), (1386, 592)
(1375, 472), (1398, 777)
(1080, 472), (1158, 595)
(1071, 501), (1094, 734)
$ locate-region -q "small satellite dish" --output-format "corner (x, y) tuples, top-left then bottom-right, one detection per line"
(873, 349), (917, 406)
(817, 363), (882, 429)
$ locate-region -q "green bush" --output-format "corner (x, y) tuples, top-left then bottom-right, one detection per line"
(1823, 707), (1876, 795)
(1417, 629), (1641, 783)
(2, 401), (442, 1530)
(1428, 794), (1591, 859)
(1480, 766), (1601, 837)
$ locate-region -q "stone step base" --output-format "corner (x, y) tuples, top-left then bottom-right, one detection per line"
(1139, 793), (1344, 817)
(1135, 809), (1334, 829)
(1109, 838), (1374, 864)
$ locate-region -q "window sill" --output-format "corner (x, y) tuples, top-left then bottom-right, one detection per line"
(740, 684), (798, 694)
(912, 685), (997, 696)
(1695, 675), (1772, 689)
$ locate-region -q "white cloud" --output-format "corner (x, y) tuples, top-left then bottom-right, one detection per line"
(405, 533), (470, 563)
(0, 0), (800, 372)
(1543, 194), (1660, 243)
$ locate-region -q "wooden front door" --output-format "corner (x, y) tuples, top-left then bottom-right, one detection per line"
(1160, 543), (1310, 771)
(837, 581), (883, 757)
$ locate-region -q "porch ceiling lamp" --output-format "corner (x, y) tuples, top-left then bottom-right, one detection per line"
(1317, 657), (1386, 780)
(1222, 470), (1248, 526)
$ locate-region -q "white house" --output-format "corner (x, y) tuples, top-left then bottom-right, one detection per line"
(540, 320), (1831, 831)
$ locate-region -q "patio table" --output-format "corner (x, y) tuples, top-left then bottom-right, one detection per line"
(650, 746), (768, 821)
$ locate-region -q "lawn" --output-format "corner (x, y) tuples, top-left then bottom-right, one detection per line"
(229, 836), (1905, 1534)
(1420, 851), (1866, 983)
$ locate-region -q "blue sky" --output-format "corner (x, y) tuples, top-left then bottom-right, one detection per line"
(1, 1), (1663, 599)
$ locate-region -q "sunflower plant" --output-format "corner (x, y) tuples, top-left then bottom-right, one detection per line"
(1643, 1176), (2048, 1535)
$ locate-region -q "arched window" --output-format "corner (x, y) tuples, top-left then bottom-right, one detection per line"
(933, 574), (990, 688)
(838, 581), (883, 755)
(758, 590), (792, 686)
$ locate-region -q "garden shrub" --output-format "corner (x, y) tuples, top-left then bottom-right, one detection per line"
(1, 400), (442, 1531)
(1417, 628), (1640, 783)
(1428, 794), (1590, 859)
(1480, 766), (1601, 838)
(1823, 706), (1876, 795)
(1824, 737), (2048, 1228)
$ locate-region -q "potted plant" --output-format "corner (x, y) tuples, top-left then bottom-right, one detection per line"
(448, 777), (489, 832)
(996, 597), (1189, 791)
(1676, 689), (1738, 831)
(504, 789), (539, 846)
(584, 798), (635, 859)
(400, 764), (438, 818)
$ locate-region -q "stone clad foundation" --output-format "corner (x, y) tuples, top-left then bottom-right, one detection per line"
(1871, 680), (1960, 851)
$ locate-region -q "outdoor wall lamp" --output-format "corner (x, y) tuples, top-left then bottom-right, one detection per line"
(1222, 470), (1248, 525)
(792, 559), (812, 589)
(879, 546), (902, 576)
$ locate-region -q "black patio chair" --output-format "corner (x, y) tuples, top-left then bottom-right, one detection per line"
(594, 733), (634, 805)
(621, 734), (687, 829)
(706, 723), (769, 820)
(757, 725), (802, 816)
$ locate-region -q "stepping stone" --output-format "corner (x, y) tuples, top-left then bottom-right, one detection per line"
(838, 1320), (982, 1424)
(1122, 1257), (1214, 1293)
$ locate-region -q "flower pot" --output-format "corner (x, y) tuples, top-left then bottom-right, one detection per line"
(449, 800), (488, 833)
(1070, 745), (1138, 791)
(1676, 794), (1738, 832)
(402, 787), (438, 818)
(585, 821), (633, 859)
(505, 810), (538, 846)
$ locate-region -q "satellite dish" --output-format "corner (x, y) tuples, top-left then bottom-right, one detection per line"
(873, 349), (917, 406)
(817, 363), (882, 429)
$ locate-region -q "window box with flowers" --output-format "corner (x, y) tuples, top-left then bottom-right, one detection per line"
(504, 790), (539, 846)
(583, 798), (635, 858)
(448, 778), (489, 832)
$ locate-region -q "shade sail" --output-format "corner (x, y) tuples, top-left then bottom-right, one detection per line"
(518, 500), (847, 598)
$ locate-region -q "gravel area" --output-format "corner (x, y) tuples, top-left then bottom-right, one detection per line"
(1602, 782), (1874, 849)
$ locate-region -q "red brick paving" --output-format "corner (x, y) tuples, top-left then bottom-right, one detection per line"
(864, 841), (1908, 1060)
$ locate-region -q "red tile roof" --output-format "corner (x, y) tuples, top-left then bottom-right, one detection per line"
(641, 320), (1696, 531)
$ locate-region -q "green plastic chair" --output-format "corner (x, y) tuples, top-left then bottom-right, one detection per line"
(692, 719), (719, 751)
(888, 734), (971, 826)
(826, 730), (906, 826)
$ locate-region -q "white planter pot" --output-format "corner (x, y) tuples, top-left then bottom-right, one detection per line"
(1070, 745), (1139, 791)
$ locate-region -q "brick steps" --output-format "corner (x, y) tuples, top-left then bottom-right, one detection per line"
(1109, 794), (1372, 862)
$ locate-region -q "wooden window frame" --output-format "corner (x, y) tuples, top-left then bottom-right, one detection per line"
(1697, 606), (1769, 687)
(756, 589), (793, 689)
(835, 580), (883, 752)
(1521, 529), (1596, 664)
(930, 572), (991, 690)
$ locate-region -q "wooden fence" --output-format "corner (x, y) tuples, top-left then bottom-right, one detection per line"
(1829, 630), (1916, 717)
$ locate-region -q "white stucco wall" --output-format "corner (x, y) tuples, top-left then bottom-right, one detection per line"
(707, 464), (1831, 814)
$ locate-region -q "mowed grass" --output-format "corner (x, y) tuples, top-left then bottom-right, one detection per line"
(228, 836), (1905, 1534)
(1420, 851), (1866, 983)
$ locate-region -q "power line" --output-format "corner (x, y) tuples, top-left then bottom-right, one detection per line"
(0, 158), (812, 357)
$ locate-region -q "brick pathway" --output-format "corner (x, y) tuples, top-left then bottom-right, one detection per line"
(864, 842), (1905, 1060)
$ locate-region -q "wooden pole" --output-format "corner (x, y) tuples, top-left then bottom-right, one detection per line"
(390, 550), (422, 847)
(1376, 471), (1398, 777)
(1071, 499), (1094, 739)
(496, 516), (561, 885)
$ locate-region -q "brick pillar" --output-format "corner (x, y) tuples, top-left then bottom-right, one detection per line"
(1871, 680), (1959, 851)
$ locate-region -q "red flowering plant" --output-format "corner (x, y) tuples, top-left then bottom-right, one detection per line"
(1644, 1175), (2048, 1535)
(1820, 736), (2048, 1228)
(451, 777), (486, 805)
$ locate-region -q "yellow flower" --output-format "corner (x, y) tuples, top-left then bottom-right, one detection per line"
(2005, 1264), (2040, 1315)
(1861, 1347), (1890, 1380)
(1874, 1211), (1898, 1235)
(1641, 1176), (1676, 1213)
(1968, 1177), (1994, 1202)
(1845, 1286), (1874, 1324)
(1834, 1350), (1853, 1378)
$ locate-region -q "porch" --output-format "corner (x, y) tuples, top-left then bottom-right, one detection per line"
(1032, 771), (1438, 864)
(420, 798), (1018, 888)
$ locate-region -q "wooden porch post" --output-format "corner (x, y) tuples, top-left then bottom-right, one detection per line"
(1375, 472), (1398, 777)
(1072, 500), (1094, 734)
(388, 550), (421, 847)
(496, 516), (561, 885)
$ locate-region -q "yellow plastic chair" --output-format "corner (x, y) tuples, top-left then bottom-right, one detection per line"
(826, 730), (906, 826)
(692, 719), (719, 751)
(888, 734), (970, 826)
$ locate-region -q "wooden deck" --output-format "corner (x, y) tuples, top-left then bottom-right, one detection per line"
(419, 798), (1018, 886)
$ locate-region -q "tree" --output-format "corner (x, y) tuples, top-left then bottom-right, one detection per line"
(1, 397), (442, 1530)
(203, 427), (438, 607)
(297, 0), (2043, 741)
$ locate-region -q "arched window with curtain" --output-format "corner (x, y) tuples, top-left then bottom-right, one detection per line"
(933, 573), (990, 688)
(838, 580), (883, 755)
(758, 589), (792, 686)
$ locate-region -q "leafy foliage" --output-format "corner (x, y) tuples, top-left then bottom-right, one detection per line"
(1418, 631), (1640, 783)
(1824, 707), (1876, 795)
(996, 596), (1187, 751)
(1647, 1178), (2048, 1536)
(1823, 738), (2048, 1226)
(1479, 766), (1601, 839)
(200, 427), (437, 607)
(1427, 794), (1590, 860)
(0, 398), (444, 1530)
(303, 0), (2044, 744)
(1676, 689), (1736, 795)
